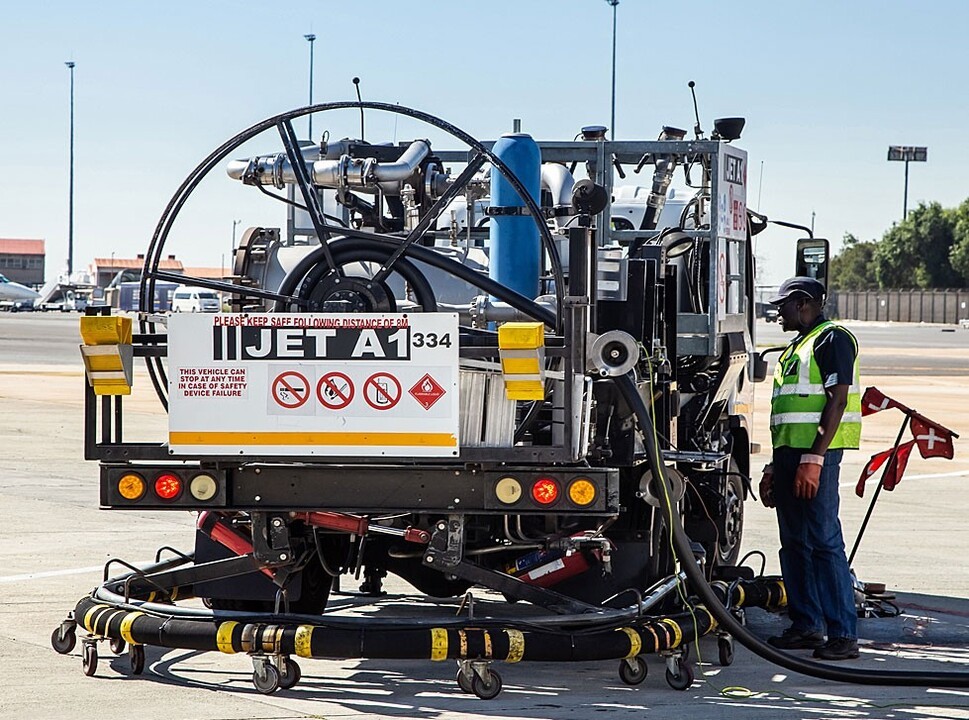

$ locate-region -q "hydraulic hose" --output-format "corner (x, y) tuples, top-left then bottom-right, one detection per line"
(614, 372), (969, 687)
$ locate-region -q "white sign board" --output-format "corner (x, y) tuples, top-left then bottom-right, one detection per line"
(717, 145), (747, 241)
(717, 145), (748, 320)
(167, 312), (459, 457)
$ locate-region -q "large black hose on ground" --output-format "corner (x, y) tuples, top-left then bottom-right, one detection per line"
(74, 581), (782, 663)
(614, 372), (969, 687)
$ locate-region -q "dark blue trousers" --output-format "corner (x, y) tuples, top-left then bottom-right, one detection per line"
(773, 446), (857, 640)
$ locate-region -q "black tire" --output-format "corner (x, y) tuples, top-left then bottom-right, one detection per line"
(278, 658), (301, 690)
(665, 660), (694, 691)
(51, 626), (76, 655)
(618, 656), (648, 685)
(471, 669), (503, 700)
(456, 668), (474, 694)
(718, 637), (734, 667)
(109, 637), (126, 655)
(130, 644), (146, 675)
(252, 663), (280, 694)
(717, 461), (745, 567)
(82, 643), (98, 676)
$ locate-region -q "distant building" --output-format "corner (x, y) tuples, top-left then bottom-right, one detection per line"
(0, 238), (45, 286)
(90, 254), (184, 288)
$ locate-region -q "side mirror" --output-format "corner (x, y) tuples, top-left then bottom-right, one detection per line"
(795, 237), (829, 289)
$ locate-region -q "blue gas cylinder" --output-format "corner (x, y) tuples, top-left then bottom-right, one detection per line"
(490, 133), (542, 299)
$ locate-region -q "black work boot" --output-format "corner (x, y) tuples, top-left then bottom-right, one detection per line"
(813, 637), (860, 660)
(767, 627), (825, 650)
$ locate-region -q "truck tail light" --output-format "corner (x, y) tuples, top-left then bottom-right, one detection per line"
(154, 473), (183, 501)
(189, 473), (218, 501)
(567, 477), (597, 507)
(531, 477), (560, 506)
(495, 476), (523, 505)
(117, 473), (146, 501)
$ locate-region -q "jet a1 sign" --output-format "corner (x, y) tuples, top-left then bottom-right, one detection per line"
(167, 313), (459, 458)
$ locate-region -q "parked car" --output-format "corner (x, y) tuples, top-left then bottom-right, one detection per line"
(170, 286), (221, 313)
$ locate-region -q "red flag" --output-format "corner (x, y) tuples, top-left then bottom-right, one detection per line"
(861, 387), (905, 417)
(855, 440), (916, 497)
(910, 414), (956, 460)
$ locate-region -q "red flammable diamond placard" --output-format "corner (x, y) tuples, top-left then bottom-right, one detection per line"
(409, 373), (446, 410)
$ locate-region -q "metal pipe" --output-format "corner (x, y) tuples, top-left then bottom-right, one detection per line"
(226, 140), (430, 190)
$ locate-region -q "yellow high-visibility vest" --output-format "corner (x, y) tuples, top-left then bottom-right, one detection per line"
(770, 320), (861, 450)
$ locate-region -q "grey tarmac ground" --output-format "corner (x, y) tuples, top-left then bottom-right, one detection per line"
(2, 314), (969, 719)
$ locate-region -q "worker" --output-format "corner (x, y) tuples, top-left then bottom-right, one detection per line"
(759, 276), (862, 661)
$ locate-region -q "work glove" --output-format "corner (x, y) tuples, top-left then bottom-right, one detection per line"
(794, 454), (824, 499)
(759, 464), (775, 508)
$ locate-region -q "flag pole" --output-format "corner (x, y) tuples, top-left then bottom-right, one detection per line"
(847, 413), (912, 565)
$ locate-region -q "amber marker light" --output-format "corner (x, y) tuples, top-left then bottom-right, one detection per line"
(495, 476), (523, 505)
(189, 473), (218, 502)
(568, 478), (597, 507)
(154, 473), (183, 501)
(531, 477), (560, 506)
(118, 473), (146, 501)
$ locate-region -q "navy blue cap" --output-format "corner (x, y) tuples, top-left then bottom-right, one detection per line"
(768, 276), (826, 305)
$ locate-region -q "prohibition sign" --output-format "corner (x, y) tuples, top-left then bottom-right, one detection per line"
(317, 371), (354, 410)
(272, 371), (310, 409)
(363, 372), (401, 410)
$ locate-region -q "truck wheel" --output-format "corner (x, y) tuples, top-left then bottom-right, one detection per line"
(717, 461), (745, 567)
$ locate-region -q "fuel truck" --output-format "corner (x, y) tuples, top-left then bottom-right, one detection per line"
(58, 101), (796, 697)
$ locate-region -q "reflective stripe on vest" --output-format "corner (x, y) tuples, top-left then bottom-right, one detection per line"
(770, 320), (861, 450)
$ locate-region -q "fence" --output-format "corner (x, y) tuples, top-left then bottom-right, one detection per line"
(829, 289), (969, 324)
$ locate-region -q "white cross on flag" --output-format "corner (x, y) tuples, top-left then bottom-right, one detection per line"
(861, 387), (905, 417)
(910, 414), (955, 460)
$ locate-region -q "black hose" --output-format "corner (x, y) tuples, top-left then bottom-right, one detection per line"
(614, 372), (969, 686)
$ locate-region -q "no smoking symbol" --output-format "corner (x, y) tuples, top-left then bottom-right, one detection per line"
(317, 372), (354, 410)
(271, 371), (310, 409)
(364, 372), (401, 410)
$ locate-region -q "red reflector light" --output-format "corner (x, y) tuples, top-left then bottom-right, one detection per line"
(154, 473), (183, 500)
(531, 477), (560, 505)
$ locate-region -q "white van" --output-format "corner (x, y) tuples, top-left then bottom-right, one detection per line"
(171, 286), (221, 313)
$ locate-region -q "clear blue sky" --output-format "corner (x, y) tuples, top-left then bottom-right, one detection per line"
(3, 0), (968, 284)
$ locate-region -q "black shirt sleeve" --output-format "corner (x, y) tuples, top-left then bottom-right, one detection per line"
(813, 326), (857, 388)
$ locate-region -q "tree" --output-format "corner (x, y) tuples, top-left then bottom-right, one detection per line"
(829, 233), (878, 290)
(872, 202), (959, 288)
(948, 198), (969, 284)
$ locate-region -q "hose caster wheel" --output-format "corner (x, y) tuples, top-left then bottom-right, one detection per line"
(456, 662), (474, 694)
(252, 657), (280, 695)
(81, 639), (98, 677)
(109, 637), (126, 655)
(718, 635), (734, 667)
(51, 621), (77, 655)
(471, 668), (502, 700)
(129, 644), (146, 675)
(618, 655), (648, 685)
(664, 657), (694, 691)
(277, 657), (301, 690)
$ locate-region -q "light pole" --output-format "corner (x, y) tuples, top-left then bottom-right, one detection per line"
(304, 34), (316, 140)
(65, 61), (76, 278)
(231, 219), (241, 256)
(888, 145), (927, 220)
(605, 0), (618, 139)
